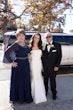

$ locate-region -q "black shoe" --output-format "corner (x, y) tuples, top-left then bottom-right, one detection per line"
(52, 95), (57, 100)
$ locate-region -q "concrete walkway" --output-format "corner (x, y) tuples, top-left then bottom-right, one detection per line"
(0, 74), (73, 110)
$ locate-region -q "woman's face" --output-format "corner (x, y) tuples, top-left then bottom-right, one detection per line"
(33, 35), (40, 44)
(17, 33), (25, 43)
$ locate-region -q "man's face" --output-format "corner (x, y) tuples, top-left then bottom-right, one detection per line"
(46, 34), (52, 43)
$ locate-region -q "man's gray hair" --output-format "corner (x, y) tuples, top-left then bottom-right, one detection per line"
(44, 32), (52, 38)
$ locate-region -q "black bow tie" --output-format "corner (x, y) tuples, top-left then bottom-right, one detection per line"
(47, 43), (51, 46)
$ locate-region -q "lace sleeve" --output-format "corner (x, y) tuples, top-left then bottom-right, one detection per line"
(3, 43), (18, 63)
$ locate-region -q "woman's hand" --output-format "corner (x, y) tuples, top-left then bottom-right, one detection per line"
(11, 62), (18, 68)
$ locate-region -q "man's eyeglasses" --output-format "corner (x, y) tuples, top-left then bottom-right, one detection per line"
(46, 36), (52, 39)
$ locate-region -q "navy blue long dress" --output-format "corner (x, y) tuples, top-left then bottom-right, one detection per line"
(3, 42), (33, 103)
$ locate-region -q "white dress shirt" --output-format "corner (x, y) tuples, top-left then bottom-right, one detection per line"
(47, 40), (53, 52)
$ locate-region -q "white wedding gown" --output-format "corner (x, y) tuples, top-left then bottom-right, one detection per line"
(30, 49), (47, 104)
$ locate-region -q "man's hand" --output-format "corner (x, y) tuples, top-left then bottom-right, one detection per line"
(54, 67), (59, 71)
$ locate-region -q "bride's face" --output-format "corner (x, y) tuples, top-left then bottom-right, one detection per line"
(33, 35), (40, 44)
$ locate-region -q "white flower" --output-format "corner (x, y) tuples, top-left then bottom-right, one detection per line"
(50, 44), (55, 48)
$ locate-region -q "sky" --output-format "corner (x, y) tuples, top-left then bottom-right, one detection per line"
(63, 15), (73, 33)
(63, 9), (73, 33)
(10, 0), (73, 33)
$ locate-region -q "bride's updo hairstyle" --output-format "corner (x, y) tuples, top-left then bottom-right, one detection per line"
(29, 33), (42, 50)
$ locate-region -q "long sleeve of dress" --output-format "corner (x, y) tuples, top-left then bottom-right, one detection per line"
(3, 42), (18, 63)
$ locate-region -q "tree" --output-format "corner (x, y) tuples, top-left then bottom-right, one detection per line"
(0, 0), (16, 33)
(0, 0), (73, 34)
(0, 0), (30, 40)
(27, 0), (73, 31)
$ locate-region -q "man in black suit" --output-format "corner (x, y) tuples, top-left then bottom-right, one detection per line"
(42, 32), (62, 100)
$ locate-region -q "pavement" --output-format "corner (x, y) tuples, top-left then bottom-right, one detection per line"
(0, 62), (73, 110)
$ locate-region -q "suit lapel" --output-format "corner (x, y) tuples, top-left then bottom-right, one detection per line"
(45, 44), (51, 53)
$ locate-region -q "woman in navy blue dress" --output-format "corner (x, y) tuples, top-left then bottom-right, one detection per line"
(3, 29), (33, 104)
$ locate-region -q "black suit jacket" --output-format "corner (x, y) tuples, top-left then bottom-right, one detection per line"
(42, 41), (62, 74)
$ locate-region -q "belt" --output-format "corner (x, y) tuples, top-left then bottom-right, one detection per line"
(16, 57), (28, 60)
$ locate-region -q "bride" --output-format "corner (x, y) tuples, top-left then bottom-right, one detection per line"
(29, 33), (47, 104)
